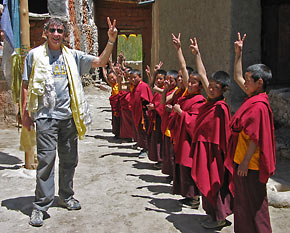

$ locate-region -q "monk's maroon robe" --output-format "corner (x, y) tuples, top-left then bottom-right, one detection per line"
(225, 93), (275, 233)
(160, 88), (183, 177)
(119, 91), (136, 140)
(129, 81), (153, 150)
(169, 93), (206, 167)
(168, 93), (205, 197)
(191, 98), (233, 221)
(147, 92), (163, 162)
(109, 93), (120, 137)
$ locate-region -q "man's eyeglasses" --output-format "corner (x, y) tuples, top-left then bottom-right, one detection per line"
(48, 28), (64, 34)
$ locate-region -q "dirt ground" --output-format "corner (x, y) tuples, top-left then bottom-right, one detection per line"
(1, 86), (290, 233)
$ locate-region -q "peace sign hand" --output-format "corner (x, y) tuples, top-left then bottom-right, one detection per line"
(234, 32), (246, 56)
(154, 61), (163, 73)
(145, 65), (151, 78)
(107, 17), (118, 43)
(172, 33), (181, 50)
(189, 37), (199, 55)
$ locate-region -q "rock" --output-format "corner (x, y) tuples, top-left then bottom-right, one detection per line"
(267, 178), (290, 208)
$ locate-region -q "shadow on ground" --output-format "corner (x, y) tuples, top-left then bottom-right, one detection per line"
(0, 152), (23, 165)
(124, 159), (156, 170)
(131, 194), (231, 232)
(127, 173), (170, 184)
(99, 152), (139, 158)
(1, 196), (67, 219)
(1, 196), (34, 216)
(165, 211), (231, 233)
(137, 184), (172, 195)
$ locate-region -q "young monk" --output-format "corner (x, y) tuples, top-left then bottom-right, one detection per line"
(146, 63), (166, 168)
(102, 66), (121, 138)
(168, 33), (206, 209)
(129, 69), (153, 158)
(115, 66), (137, 141)
(190, 37), (233, 229)
(225, 32), (275, 233)
(159, 69), (179, 180)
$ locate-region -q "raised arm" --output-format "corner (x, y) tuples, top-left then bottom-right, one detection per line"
(114, 64), (124, 87)
(102, 66), (109, 85)
(153, 85), (164, 94)
(161, 80), (170, 105)
(165, 89), (177, 103)
(145, 65), (153, 88)
(189, 37), (209, 96)
(117, 52), (126, 70)
(234, 32), (247, 93)
(150, 61), (163, 88)
(91, 17), (118, 68)
(172, 33), (188, 88)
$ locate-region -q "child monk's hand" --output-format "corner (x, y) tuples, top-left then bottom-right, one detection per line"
(237, 159), (249, 176)
(145, 65), (151, 78)
(172, 33), (181, 50)
(146, 103), (155, 111)
(173, 104), (182, 115)
(165, 104), (173, 112)
(154, 61), (163, 73)
(189, 37), (199, 55)
(234, 32), (246, 57)
(114, 66), (123, 77)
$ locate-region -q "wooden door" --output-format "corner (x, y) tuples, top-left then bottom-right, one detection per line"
(94, 0), (152, 81)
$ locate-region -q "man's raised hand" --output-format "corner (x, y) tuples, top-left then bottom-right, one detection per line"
(107, 17), (118, 43)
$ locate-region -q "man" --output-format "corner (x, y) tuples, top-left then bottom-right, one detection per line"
(22, 17), (117, 227)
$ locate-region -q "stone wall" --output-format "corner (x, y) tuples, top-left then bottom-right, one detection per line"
(269, 88), (290, 160)
(67, 0), (98, 55)
(158, 0), (261, 111)
(269, 89), (290, 128)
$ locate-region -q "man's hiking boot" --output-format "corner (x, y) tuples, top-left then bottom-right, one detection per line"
(29, 209), (43, 227)
(59, 197), (81, 210)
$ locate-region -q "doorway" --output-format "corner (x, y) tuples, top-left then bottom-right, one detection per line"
(262, 0), (290, 86)
(94, 0), (152, 81)
(117, 33), (143, 71)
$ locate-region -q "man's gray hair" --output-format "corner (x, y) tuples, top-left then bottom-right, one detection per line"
(44, 17), (68, 35)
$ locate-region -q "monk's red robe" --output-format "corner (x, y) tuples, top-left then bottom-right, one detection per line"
(109, 90), (120, 137)
(148, 92), (163, 162)
(160, 88), (183, 177)
(168, 93), (205, 167)
(160, 88), (183, 135)
(225, 93), (275, 233)
(191, 99), (232, 207)
(129, 81), (153, 149)
(119, 91), (136, 140)
(168, 92), (205, 197)
(130, 81), (153, 129)
(225, 93), (276, 190)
